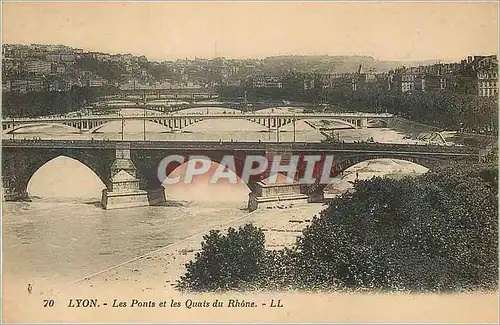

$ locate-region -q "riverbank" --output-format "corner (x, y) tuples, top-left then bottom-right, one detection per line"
(5, 197), (497, 323)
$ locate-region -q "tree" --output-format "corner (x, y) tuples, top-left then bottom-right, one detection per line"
(297, 165), (498, 292)
(176, 224), (268, 292)
(177, 165), (498, 293)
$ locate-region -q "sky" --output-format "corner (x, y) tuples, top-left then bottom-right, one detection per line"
(2, 2), (499, 62)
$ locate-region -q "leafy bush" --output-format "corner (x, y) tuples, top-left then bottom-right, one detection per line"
(177, 165), (498, 292)
(176, 224), (268, 292)
(297, 166), (498, 292)
(260, 248), (300, 290)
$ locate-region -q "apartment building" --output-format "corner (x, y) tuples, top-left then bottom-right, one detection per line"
(455, 55), (498, 97)
(390, 73), (416, 93)
(252, 76), (283, 88)
(476, 57), (498, 97)
(88, 78), (108, 87)
(24, 60), (52, 75)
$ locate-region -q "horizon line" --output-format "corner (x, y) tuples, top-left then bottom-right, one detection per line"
(4, 42), (489, 63)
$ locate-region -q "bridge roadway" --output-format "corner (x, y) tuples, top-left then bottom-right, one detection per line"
(1, 139), (479, 158)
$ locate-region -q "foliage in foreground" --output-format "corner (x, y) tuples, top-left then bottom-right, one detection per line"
(176, 165), (498, 292)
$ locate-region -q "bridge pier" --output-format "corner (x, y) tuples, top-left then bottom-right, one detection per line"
(248, 181), (310, 212)
(247, 150), (326, 211)
(101, 144), (166, 210)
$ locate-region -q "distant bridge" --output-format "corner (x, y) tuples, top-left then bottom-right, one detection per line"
(99, 88), (219, 101)
(90, 101), (321, 114)
(2, 112), (394, 134)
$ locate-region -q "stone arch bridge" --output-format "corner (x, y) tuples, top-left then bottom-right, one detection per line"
(2, 139), (479, 205)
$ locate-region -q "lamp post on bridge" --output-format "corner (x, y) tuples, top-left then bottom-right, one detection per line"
(121, 114), (125, 142)
(268, 113), (271, 141)
(143, 91), (147, 141)
(77, 112), (82, 133)
(143, 104), (146, 141)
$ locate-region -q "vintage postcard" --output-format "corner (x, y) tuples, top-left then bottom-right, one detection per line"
(1, 1), (499, 323)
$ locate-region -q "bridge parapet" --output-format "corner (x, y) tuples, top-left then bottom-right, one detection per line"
(1, 139), (481, 155)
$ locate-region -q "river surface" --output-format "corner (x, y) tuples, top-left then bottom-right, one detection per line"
(2, 106), (431, 287)
(2, 199), (249, 284)
(3, 159), (428, 286)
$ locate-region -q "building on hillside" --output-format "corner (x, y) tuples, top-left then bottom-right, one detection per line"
(2, 80), (12, 92)
(319, 73), (342, 88)
(88, 78), (108, 87)
(10, 80), (28, 93)
(252, 76), (283, 88)
(303, 78), (315, 90)
(85, 52), (111, 61)
(46, 54), (62, 62)
(26, 79), (43, 92)
(2, 58), (15, 72)
(60, 53), (76, 63)
(320, 73), (354, 91)
(52, 64), (66, 74)
(24, 60), (52, 75)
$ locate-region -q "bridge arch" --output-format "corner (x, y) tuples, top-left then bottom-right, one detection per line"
(119, 106), (169, 113)
(311, 155), (435, 195)
(173, 106), (242, 115)
(2, 149), (113, 199)
(27, 155), (107, 198)
(87, 119), (171, 134)
(286, 118), (358, 129)
(174, 116), (358, 131)
(3, 122), (81, 134)
(180, 118), (268, 133)
(368, 119), (389, 127)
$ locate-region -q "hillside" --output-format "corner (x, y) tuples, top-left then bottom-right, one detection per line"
(263, 55), (442, 73)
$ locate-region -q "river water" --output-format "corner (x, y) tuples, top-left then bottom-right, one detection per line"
(2, 199), (250, 285)
(3, 106), (428, 286)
